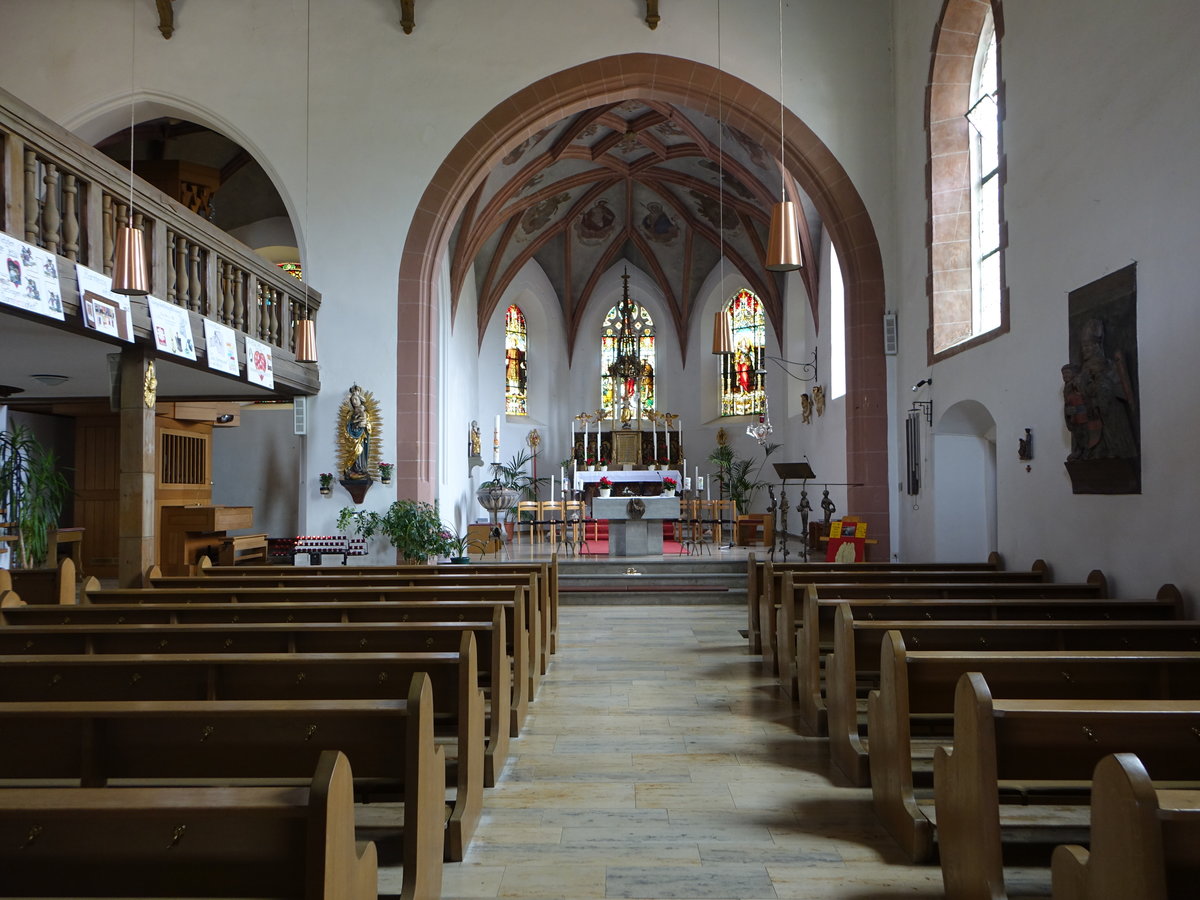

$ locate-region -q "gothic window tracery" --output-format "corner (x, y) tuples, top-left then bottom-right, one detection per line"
(719, 289), (765, 417)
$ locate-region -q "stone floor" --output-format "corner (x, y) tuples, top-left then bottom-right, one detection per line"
(374, 604), (1052, 899)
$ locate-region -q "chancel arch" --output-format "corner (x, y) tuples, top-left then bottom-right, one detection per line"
(397, 52), (890, 552)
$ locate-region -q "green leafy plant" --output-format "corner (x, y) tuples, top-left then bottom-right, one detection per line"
(0, 424), (71, 569)
(708, 441), (780, 515)
(337, 498), (453, 563)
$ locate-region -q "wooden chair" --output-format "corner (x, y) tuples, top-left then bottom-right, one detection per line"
(538, 500), (564, 544)
(710, 499), (735, 545)
(556, 501), (588, 556)
(514, 501), (540, 546)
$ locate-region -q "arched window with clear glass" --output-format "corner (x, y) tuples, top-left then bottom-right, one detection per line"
(504, 304), (527, 415)
(719, 289), (766, 416)
(600, 301), (655, 421)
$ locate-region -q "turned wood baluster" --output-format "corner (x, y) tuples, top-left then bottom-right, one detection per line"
(233, 268), (246, 331)
(219, 260), (232, 325)
(41, 162), (60, 254)
(166, 231), (177, 302)
(102, 194), (115, 275)
(62, 173), (79, 260)
(23, 149), (38, 243)
(188, 243), (202, 312)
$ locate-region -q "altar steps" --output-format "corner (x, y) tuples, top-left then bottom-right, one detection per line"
(557, 557), (747, 606)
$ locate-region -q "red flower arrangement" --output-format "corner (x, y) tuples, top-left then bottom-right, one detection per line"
(661, 476), (677, 489)
(598, 476), (613, 488)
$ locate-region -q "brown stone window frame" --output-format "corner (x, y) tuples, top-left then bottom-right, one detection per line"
(926, 0), (1009, 363)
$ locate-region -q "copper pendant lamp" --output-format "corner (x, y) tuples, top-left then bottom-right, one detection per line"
(711, 309), (733, 355)
(765, 0), (802, 272)
(293, 0), (318, 364)
(112, 0), (150, 296)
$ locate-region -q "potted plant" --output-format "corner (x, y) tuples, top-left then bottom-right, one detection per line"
(318, 472), (334, 496)
(337, 499), (453, 563)
(597, 475), (613, 497)
(585, 456), (595, 471)
(660, 475), (677, 497)
(659, 456), (671, 469)
(378, 462), (394, 485)
(441, 525), (474, 563)
(598, 457), (609, 471)
(0, 424), (71, 569)
(708, 441), (779, 515)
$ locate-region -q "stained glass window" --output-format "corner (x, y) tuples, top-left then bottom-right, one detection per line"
(277, 262), (303, 280)
(968, 23), (1002, 336)
(600, 302), (655, 419)
(504, 304), (527, 415)
(719, 289), (765, 416)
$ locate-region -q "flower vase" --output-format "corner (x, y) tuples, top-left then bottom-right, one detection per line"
(599, 464), (608, 471)
(598, 488), (611, 498)
(587, 465), (595, 471)
(381, 476), (392, 485)
(662, 488), (675, 497)
(319, 487), (332, 497)
(647, 464), (657, 471)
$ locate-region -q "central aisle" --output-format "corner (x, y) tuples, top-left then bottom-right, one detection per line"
(383, 605), (1050, 899)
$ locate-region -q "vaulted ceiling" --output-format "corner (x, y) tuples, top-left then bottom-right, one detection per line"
(449, 99), (821, 363)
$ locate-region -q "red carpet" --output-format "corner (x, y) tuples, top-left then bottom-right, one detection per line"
(577, 520), (687, 556)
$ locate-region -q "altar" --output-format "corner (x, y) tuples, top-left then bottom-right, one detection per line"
(592, 495), (680, 556)
(573, 469), (681, 491)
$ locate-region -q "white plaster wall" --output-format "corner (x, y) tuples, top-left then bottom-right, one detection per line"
(211, 407), (300, 539)
(891, 1), (1200, 599)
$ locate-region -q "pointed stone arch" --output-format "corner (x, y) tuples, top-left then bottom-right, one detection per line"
(396, 52), (890, 553)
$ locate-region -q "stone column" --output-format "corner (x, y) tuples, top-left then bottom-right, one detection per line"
(118, 346), (156, 587)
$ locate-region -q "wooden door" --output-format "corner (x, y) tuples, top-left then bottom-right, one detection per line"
(74, 417), (120, 577)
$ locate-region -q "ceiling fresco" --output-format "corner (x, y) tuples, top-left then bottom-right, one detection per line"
(449, 100), (821, 362)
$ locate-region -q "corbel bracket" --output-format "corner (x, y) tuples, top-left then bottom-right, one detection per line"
(645, 1), (661, 30)
(401, 0), (415, 34)
(156, 0), (175, 39)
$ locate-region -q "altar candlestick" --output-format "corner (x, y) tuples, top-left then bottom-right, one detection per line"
(706, 478), (711, 500)
(493, 414), (500, 463)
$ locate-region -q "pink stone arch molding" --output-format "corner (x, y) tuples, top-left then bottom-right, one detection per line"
(396, 53), (890, 553)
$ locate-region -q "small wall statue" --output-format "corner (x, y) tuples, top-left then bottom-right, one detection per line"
(812, 385), (826, 417)
(800, 393), (813, 425)
(337, 383), (382, 503)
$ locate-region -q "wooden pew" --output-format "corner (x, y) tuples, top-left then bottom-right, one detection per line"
(216, 531), (269, 566)
(766, 562), (1056, 679)
(827, 597), (1198, 784)
(790, 572), (1129, 732)
(83, 583), (534, 728)
(867, 633), (1200, 862)
(744, 551), (1005, 655)
(5, 556), (76, 605)
(1051, 753), (1200, 900)
(0, 596), (529, 737)
(0, 748), (391, 900)
(195, 556), (560, 658)
(0, 610), (511, 788)
(0, 681), (446, 900)
(934, 672), (1200, 900)
(0, 637), (485, 862)
(120, 575), (546, 702)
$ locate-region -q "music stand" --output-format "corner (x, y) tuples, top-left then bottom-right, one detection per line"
(773, 462), (816, 561)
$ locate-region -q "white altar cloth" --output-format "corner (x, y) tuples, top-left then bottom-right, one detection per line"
(573, 469), (681, 490)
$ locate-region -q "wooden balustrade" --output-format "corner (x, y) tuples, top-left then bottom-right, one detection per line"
(1, 84), (319, 363)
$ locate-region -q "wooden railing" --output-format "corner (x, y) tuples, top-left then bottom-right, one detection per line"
(1, 85), (320, 358)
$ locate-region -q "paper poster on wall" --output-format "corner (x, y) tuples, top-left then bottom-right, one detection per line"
(75, 264), (134, 341)
(0, 233), (64, 320)
(203, 318), (240, 375)
(244, 336), (274, 388)
(147, 295), (197, 360)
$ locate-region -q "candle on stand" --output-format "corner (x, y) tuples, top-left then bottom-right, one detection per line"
(684, 477), (692, 491)
(493, 414), (500, 463)
(683, 458), (687, 479)
(651, 417), (658, 460)
(706, 478), (711, 500)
